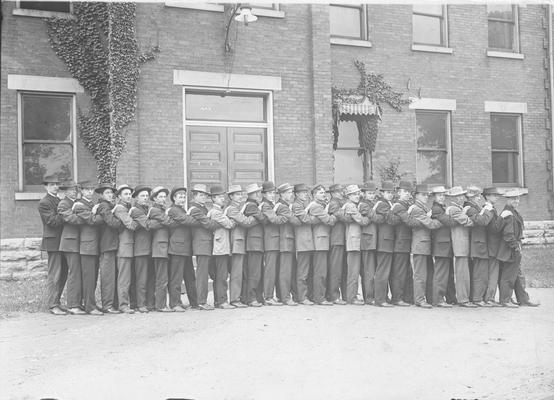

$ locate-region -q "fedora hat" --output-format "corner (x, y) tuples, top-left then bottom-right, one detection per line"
(380, 181), (395, 192)
(59, 179), (79, 190)
(150, 186), (169, 199)
(227, 184), (243, 194)
(132, 185), (152, 198)
(262, 181), (276, 192)
(246, 183), (262, 194)
(503, 188), (528, 198)
(42, 174), (61, 184)
(446, 186), (467, 197)
(430, 185), (448, 194)
(116, 184), (133, 196)
(328, 183), (343, 193)
(170, 186), (187, 201)
(191, 184), (210, 194)
(79, 180), (95, 189)
(277, 183), (294, 194)
(95, 183), (116, 194)
(466, 185), (482, 197)
(294, 183), (309, 193)
(344, 184), (361, 196)
(414, 184), (431, 194)
(483, 187), (502, 196)
(364, 181), (377, 191)
(397, 180), (414, 192)
(210, 184), (226, 196)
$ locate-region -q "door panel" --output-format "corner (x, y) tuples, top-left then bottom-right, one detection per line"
(227, 127), (266, 188)
(187, 126), (227, 187)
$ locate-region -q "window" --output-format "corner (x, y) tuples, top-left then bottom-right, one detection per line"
(330, 4), (367, 40)
(334, 121), (366, 183)
(20, 93), (75, 190)
(487, 4), (519, 52)
(412, 4), (447, 47)
(490, 114), (522, 186)
(415, 111), (451, 185)
(18, 1), (70, 13)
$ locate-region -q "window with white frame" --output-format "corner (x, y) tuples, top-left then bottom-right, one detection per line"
(20, 92), (75, 190)
(330, 4), (368, 41)
(490, 113), (523, 186)
(18, 1), (70, 13)
(487, 4), (519, 52)
(415, 111), (451, 185)
(412, 4), (448, 47)
(334, 121), (366, 183)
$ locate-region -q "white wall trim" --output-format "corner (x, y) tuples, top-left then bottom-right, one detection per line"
(330, 38), (373, 48)
(411, 44), (453, 54)
(409, 98), (456, 111)
(173, 70), (282, 91)
(14, 192), (44, 201)
(8, 75), (84, 93)
(486, 50), (524, 60)
(164, 2), (224, 12)
(485, 101), (528, 113)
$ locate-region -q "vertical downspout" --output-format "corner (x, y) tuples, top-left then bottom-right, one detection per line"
(549, 5), (554, 194)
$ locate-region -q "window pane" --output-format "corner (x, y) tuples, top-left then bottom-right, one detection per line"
(417, 151), (446, 185)
(492, 152), (518, 184)
(185, 93), (265, 122)
(24, 144), (73, 186)
(413, 15), (442, 45)
(330, 5), (362, 39)
(334, 149), (363, 184)
(336, 121), (360, 148)
(487, 4), (514, 20)
(488, 21), (514, 49)
(413, 4), (443, 16)
(416, 112), (447, 149)
(23, 95), (72, 141)
(246, 3), (275, 10)
(491, 114), (518, 150)
(19, 1), (70, 12)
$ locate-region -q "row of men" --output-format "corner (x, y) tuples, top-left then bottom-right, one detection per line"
(38, 175), (537, 315)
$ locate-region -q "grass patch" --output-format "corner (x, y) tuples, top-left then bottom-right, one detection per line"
(522, 246), (554, 288)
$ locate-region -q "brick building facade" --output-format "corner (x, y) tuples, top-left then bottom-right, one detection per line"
(1, 2), (553, 239)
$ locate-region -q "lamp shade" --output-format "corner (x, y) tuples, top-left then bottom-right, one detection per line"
(235, 7), (258, 24)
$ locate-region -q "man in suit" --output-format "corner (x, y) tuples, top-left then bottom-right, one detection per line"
(57, 179), (84, 315)
(112, 184), (138, 313)
(373, 181), (396, 307)
(445, 186), (477, 308)
(497, 189), (539, 307)
(481, 187), (504, 306)
(409, 184), (442, 308)
(95, 183), (123, 314)
(306, 184), (336, 305)
(358, 182), (378, 304)
(342, 184), (369, 305)
(326, 184), (348, 305)
(74, 181), (104, 315)
(464, 186), (494, 306)
(208, 184), (236, 309)
(38, 175), (67, 315)
(389, 180), (415, 306)
(430, 185), (455, 307)
(243, 183), (266, 307)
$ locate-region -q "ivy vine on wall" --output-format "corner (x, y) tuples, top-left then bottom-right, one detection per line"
(332, 60), (409, 179)
(46, 2), (159, 184)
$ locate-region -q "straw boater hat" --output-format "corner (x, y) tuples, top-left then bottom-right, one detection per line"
(466, 185), (482, 198)
(191, 184), (210, 194)
(170, 186), (187, 201)
(430, 185), (448, 194)
(277, 183), (294, 193)
(95, 183), (116, 194)
(150, 186), (169, 199)
(446, 186), (467, 197)
(380, 181), (395, 191)
(42, 174), (61, 184)
(132, 185), (152, 198)
(116, 184), (133, 196)
(209, 184), (226, 196)
(344, 184), (361, 196)
(227, 184), (242, 194)
(246, 183), (262, 194)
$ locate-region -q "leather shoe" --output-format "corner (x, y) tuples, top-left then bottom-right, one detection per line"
(474, 301), (492, 307)
(119, 306), (135, 314)
(104, 308), (122, 314)
(156, 307), (174, 312)
(333, 299), (347, 305)
(316, 300), (333, 306)
(87, 309), (104, 315)
(486, 301), (502, 307)
(231, 301), (248, 308)
(248, 301), (263, 307)
(416, 302), (433, 309)
(217, 302), (236, 310)
(374, 302), (393, 307)
(264, 298), (283, 306)
(393, 300), (411, 307)
(500, 302), (519, 308)
(285, 300), (298, 306)
(67, 307), (85, 315)
(299, 299), (314, 305)
(50, 306), (68, 315)
(364, 300), (375, 305)
(350, 299), (365, 306)
(459, 302), (478, 308)
(519, 301), (539, 307)
(137, 307), (150, 313)
(436, 302), (453, 308)
(172, 305), (186, 312)
(198, 303), (215, 311)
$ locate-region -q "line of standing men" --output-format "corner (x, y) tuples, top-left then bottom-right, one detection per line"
(38, 174), (538, 315)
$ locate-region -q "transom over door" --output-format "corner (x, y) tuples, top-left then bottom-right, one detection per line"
(187, 126), (266, 189)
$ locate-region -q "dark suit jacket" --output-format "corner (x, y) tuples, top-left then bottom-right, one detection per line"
(74, 197), (103, 256)
(497, 205), (524, 263)
(389, 200), (413, 254)
(58, 197), (82, 253)
(113, 201), (137, 258)
(431, 202), (453, 257)
(358, 200), (377, 251)
(189, 201), (219, 256)
(374, 200), (395, 253)
(328, 197), (348, 247)
(262, 199), (288, 252)
(244, 199), (265, 252)
(167, 204), (196, 257)
(38, 193), (64, 252)
(130, 203), (155, 257)
(97, 199), (122, 253)
(275, 200), (299, 253)
(149, 203), (170, 258)
(465, 200), (493, 259)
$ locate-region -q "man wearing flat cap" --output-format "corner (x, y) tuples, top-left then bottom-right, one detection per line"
(38, 175), (68, 315)
(112, 184), (138, 313)
(464, 186), (494, 306)
(358, 182), (378, 304)
(326, 184), (349, 305)
(95, 183), (123, 313)
(167, 186), (198, 311)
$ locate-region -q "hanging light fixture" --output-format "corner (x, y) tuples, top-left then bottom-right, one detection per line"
(224, 4), (258, 53)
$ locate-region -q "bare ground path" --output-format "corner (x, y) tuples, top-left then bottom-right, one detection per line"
(1, 288), (553, 400)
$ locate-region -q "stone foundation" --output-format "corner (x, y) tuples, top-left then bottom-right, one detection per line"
(1, 220), (554, 280)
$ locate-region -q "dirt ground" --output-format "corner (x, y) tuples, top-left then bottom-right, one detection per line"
(1, 288), (553, 400)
